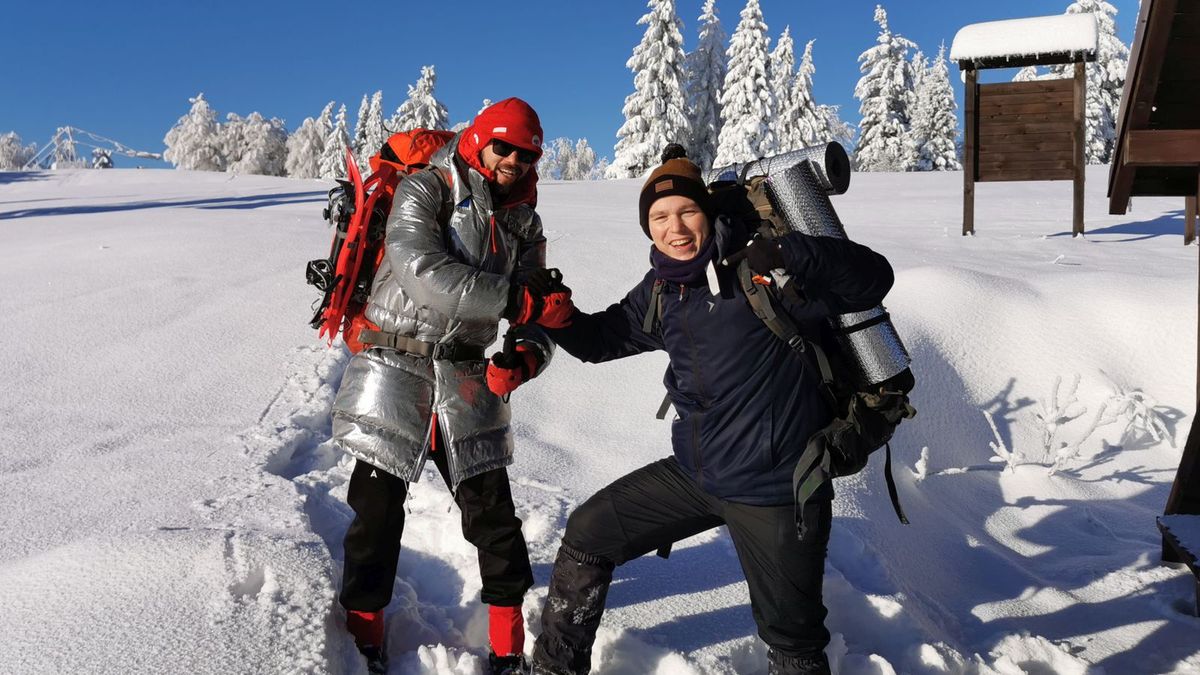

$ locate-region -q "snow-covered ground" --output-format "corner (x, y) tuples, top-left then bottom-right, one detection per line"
(0, 166), (1197, 674)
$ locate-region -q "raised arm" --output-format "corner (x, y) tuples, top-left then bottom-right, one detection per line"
(546, 270), (665, 363)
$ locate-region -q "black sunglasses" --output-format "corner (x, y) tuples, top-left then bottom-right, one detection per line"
(491, 139), (539, 164)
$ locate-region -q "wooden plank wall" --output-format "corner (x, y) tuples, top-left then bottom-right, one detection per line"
(977, 79), (1076, 182)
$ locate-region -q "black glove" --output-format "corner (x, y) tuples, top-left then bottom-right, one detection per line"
(722, 237), (786, 274)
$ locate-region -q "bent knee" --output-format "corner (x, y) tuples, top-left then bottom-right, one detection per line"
(561, 494), (627, 565)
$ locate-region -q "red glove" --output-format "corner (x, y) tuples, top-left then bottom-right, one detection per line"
(486, 345), (542, 397)
(533, 289), (574, 329)
(506, 269), (575, 329)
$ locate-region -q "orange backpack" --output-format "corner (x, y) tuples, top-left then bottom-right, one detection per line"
(307, 129), (456, 352)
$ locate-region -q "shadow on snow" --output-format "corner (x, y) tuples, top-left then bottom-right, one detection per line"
(0, 190), (326, 220)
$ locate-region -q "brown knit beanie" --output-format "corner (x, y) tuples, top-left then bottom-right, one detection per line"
(638, 145), (714, 238)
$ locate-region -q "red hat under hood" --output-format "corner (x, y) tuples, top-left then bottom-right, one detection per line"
(457, 97), (543, 208)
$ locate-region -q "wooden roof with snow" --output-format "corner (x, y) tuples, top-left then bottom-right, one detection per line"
(1108, 0), (1200, 214)
(950, 14), (1098, 70)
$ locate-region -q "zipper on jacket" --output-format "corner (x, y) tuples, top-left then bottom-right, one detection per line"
(677, 286), (709, 483)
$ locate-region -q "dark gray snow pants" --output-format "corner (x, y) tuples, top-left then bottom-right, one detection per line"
(531, 457), (832, 675)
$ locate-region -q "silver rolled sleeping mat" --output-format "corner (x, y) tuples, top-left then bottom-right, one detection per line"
(710, 143), (911, 389)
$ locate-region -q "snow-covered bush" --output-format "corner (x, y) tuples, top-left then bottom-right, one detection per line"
(285, 102), (332, 179)
(984, 409), (1024, 472)
(163, 93), (224, 171)
(0, 132), (37, 170)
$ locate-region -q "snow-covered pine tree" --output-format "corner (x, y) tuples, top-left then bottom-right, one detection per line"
(684, 0), (726, 171)
(818, 104), (855, 149)
(390, 66), (450, 131)
(910, 43), (962, 171)
(1012, 65), (1044, 82)
(477, 99), (493, 116)
(853, 5), (918, 171)
(0, 132), (37, 170)
(567, 139), (599, 180)
(357, 91), (387, 172)
(910, 49), (928, 97)
(1049, 0), (1129, 163)
(317, 101), (334, 139)
(792, 39), (823, 149)
(229, 113), (288, 176)
(163, 93), (225, 171)
(285, 116), (323, 179)
(318, 104), (351, 180)
(608, 0), (691, 179)
(769, 26), (799, 153)
(713, 0), (777, 168)
(352, 94), (370, 170)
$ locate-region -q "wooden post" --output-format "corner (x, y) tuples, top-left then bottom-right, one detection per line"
(963, 68), (977, 236)
(1188, 196), (1197, 246)
(1073, 61), (1086, 236)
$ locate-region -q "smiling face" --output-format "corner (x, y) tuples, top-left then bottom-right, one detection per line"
(480, 140), (533, 190)
(647, 195), (711, 261)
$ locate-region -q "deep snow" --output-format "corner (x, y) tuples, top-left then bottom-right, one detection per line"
(0, 166), (1197, 674)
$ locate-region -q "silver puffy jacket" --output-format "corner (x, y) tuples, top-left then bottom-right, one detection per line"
(331, 133), (553, 488)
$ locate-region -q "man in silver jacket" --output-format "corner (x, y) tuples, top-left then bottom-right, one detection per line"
(330, 98), (572, 674)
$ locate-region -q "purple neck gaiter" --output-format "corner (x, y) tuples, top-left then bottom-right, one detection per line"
(650, 235), (717, 285)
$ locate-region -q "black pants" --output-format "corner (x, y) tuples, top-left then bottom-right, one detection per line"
(532, 457), (832, 675)
(338, 448), (534, 612)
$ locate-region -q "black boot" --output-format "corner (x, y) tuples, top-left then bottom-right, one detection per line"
(768, 649), (832, 675)
(529, 544), (615, 675)
(488, 651), (529, 674)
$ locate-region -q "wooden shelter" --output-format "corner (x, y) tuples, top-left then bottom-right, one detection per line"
(1108, 0), (1200, 614)
(951, 15), (1098, 236)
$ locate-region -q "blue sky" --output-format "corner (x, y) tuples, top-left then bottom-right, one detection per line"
(3, 0), (1139, 169)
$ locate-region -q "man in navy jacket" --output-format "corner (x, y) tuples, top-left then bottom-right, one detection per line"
(529, 148), (894, 675)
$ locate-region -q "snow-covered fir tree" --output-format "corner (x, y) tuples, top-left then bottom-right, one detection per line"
(163, 93), (224, 171)
(768, 27), (799, 153)
(360, 91), (387, 171)
(608, 0), (691, 178)
(390, 66), (450, 131)
(910, 49), (928, 97)
(228, 113), (287, 176)
(0, 132), (37, 170)
(318, 104), (351, 180)
(477, 99), (493, 116)
(818, 104), (855, 149)
(713, 0), (777, 168)
(351, 94), (370, 170)
(1012, 65), (1044, 82)
(285, 116), (324, 179)
(1048, 0), (1129, 163)
(853, 5), (918, 171)
(790, 39), (824, 150)
(684, 0), (727, 170)
(909, 44), (961, 171)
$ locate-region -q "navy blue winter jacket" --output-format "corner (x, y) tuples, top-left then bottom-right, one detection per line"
(547, 217), (894, 505)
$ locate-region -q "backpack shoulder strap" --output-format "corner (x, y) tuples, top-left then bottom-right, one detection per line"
(641, 278), (665, 335)
(736, 260), (835, 387)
